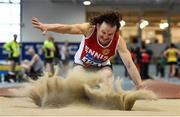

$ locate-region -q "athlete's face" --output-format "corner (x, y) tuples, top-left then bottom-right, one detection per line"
(97, 22), (117, 45)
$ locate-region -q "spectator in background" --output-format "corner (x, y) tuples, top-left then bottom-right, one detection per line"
(135, 47), (141, 72)
(52, 37), (61, 66)
(124, 48), (136, 77)
(177, 55), (180, 78)
(43, 35), (55, 77)
(60, 40), (70, 76)
(156, 54), (166, 78)
(140, 44), (151, 80)
(130, 48), (136, 62)
(60, 40), (70, 67)
(163, 43), (180, 78)
(21, 47), (43, 80)
(3, 34), (20, 75)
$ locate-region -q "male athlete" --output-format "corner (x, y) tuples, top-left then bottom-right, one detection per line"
(32, 11), (141, 87)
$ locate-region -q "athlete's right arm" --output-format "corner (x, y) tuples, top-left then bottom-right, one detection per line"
(32, 17), (92, 35)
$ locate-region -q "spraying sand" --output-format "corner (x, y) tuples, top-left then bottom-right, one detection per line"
(21, 69), (157, 110)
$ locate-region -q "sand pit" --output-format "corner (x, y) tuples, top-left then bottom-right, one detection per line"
(0, 97), (180, 116)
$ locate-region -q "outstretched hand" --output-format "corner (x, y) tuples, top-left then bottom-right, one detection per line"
(136, 80), (154, 90)
(32, 17), (47, 35)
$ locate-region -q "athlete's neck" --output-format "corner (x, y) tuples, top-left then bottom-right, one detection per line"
(99, 39), (111, 46)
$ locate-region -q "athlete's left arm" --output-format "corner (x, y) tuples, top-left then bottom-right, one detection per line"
(117, 36), (142, 87)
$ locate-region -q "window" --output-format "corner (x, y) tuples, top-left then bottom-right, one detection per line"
(0, 0), (20, 3)
(0, 0), (21, 42)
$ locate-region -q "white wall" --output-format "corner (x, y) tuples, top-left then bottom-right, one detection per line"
(21, 0), (86, 42)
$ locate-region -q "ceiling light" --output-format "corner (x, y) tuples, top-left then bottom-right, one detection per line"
(159, 22), (169, 29)
(83, 1), (91, 6)
(120, 20), (126, 29)
(145, 39), (151, 44)
(140, 20), (149, 29)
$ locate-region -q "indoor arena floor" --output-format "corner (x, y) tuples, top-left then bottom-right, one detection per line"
(0, 65), (180, 116)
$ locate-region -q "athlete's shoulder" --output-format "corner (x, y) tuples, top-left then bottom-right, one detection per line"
(117, 35), (127, 50)
(84, 24), (96, 37)
(118, 35), (123, 41)
(79, 23), (93, 30)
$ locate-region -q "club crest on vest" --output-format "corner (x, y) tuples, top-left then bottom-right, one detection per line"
(102, 49), (110, 55)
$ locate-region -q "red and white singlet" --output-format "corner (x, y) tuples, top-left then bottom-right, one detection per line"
(74, 27), (119, 67)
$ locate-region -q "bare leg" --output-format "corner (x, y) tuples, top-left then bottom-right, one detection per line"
(49, 63), (55, 76)
(139, 80), (180, 99)
(46, 63), (54, 77)
(169, 65), (176, 77)
(72, 65), (85, 72)
(171, 64), (176, 77)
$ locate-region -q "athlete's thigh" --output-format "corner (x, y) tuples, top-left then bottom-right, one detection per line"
(72, 64), (86, 72)
(98, 66), (113, 79)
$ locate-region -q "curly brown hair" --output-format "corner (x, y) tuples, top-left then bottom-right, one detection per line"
(90, 11), (122, 32)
